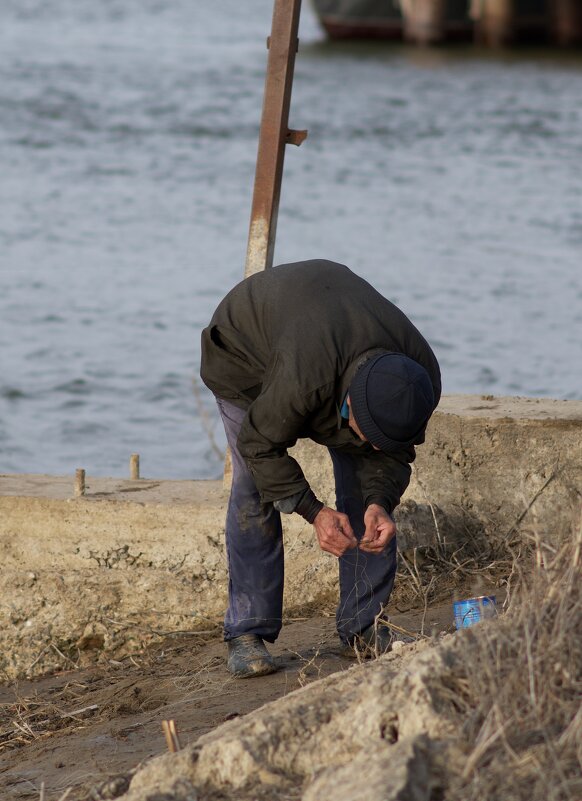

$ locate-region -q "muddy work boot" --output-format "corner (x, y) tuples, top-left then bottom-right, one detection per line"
(342, 623), (415, 659)
(226, 634), (277, 678)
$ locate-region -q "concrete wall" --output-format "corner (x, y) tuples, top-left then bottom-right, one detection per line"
(1, 395), (580, 679)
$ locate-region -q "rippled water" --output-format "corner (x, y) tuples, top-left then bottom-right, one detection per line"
(1, 0), (581, 479)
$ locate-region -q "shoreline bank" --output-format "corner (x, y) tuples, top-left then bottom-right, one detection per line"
(1, 393), (580, 680)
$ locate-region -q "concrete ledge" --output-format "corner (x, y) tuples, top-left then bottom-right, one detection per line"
(1, 395), (581, 679)
(0, 478), (230, 679)
(411, 394), (581, 539)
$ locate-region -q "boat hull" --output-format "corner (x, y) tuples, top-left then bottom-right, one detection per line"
(312, 0), (472, 41)
(312, 0), (558, 44)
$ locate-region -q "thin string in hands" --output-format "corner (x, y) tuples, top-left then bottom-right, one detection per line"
(336, 546), (378, 634)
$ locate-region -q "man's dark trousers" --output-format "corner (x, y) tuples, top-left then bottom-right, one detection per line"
(217, 398), (397, 644)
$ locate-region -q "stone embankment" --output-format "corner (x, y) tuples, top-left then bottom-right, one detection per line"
(1, 394), (581, 679)
(121, 637), (451, 801)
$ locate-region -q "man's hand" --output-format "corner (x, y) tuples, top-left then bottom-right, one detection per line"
(360, 504), (396, 554)
(313, 507), (358, 557)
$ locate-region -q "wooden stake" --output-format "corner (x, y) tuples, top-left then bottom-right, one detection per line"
(74, 469), (86, 497)
(162, 719), (181, 753)
(130, 453), (140, 480)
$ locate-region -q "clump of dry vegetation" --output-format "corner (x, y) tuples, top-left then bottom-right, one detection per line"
(393, 495), (561, 623)
(444, 525), (582, 801)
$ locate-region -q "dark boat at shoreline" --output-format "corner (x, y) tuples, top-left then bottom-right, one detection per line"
(312, 0), (470, 41)
(311, 0), (582, 47)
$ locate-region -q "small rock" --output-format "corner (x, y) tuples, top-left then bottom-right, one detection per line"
(77, 622), (108, 651)
(90, 774), (131, 800)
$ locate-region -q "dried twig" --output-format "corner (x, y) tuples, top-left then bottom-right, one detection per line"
(192, 376), (225, 461)
(61, 704), (99, 720)
(504, 468), (559, 540)
(162, 719), (181, 753)
(287, 648), (323, 687)
(26, 645), (50, 675)
(50, 643), (78, 669)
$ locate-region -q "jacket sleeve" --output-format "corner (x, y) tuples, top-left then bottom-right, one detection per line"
(236, 353), (330, 510)
(346, 445), (415, 514)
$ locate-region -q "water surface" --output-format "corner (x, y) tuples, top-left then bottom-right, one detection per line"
(1, 1), (581, 479)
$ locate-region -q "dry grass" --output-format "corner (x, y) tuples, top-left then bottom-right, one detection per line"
(0, 633), (225, 756)
(0, 680), (102, 753)
(444, 523), (582, 801)
(393, 507), (528, 618)
(287, 647), (325, 688)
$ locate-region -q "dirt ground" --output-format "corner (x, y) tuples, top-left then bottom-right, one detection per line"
(0, 602), (456, 801)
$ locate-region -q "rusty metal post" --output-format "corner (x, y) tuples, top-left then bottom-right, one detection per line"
(244, 0), (307, 277)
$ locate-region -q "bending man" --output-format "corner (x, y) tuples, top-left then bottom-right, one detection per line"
(200, 260), (441, 677)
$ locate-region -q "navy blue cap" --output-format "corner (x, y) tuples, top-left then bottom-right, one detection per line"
(348, 353), (435, 452)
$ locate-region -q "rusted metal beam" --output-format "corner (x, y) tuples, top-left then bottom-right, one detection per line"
(244, 0), (306, 278)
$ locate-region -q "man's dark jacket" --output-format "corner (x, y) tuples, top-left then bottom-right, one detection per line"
(200, 260), (441, 519)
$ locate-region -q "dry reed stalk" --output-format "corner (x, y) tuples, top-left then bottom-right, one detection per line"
(192, 376), (225, 462)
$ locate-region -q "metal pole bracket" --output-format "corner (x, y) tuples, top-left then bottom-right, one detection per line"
(286, 129), (308, 146)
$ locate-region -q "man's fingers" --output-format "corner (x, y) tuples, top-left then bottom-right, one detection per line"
(359, 529), (381, 551)
(333, 525), (357, 554)
(333, 517), (357, 549)
(359, 539), (384, 554)
(315, 525), (356, 556)
(319, 535), (353, 557)
(340, 528), (358, 548)
(362, 522), (379, 541)
(336, 514), (356, 540)
(331, 527), (357, 555)
(359, 518), (396, 553)
(313, 508), (358, 556)
(360, 524), (380, 549)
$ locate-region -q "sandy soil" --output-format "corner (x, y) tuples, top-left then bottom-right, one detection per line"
(0, 603), (455, 801)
